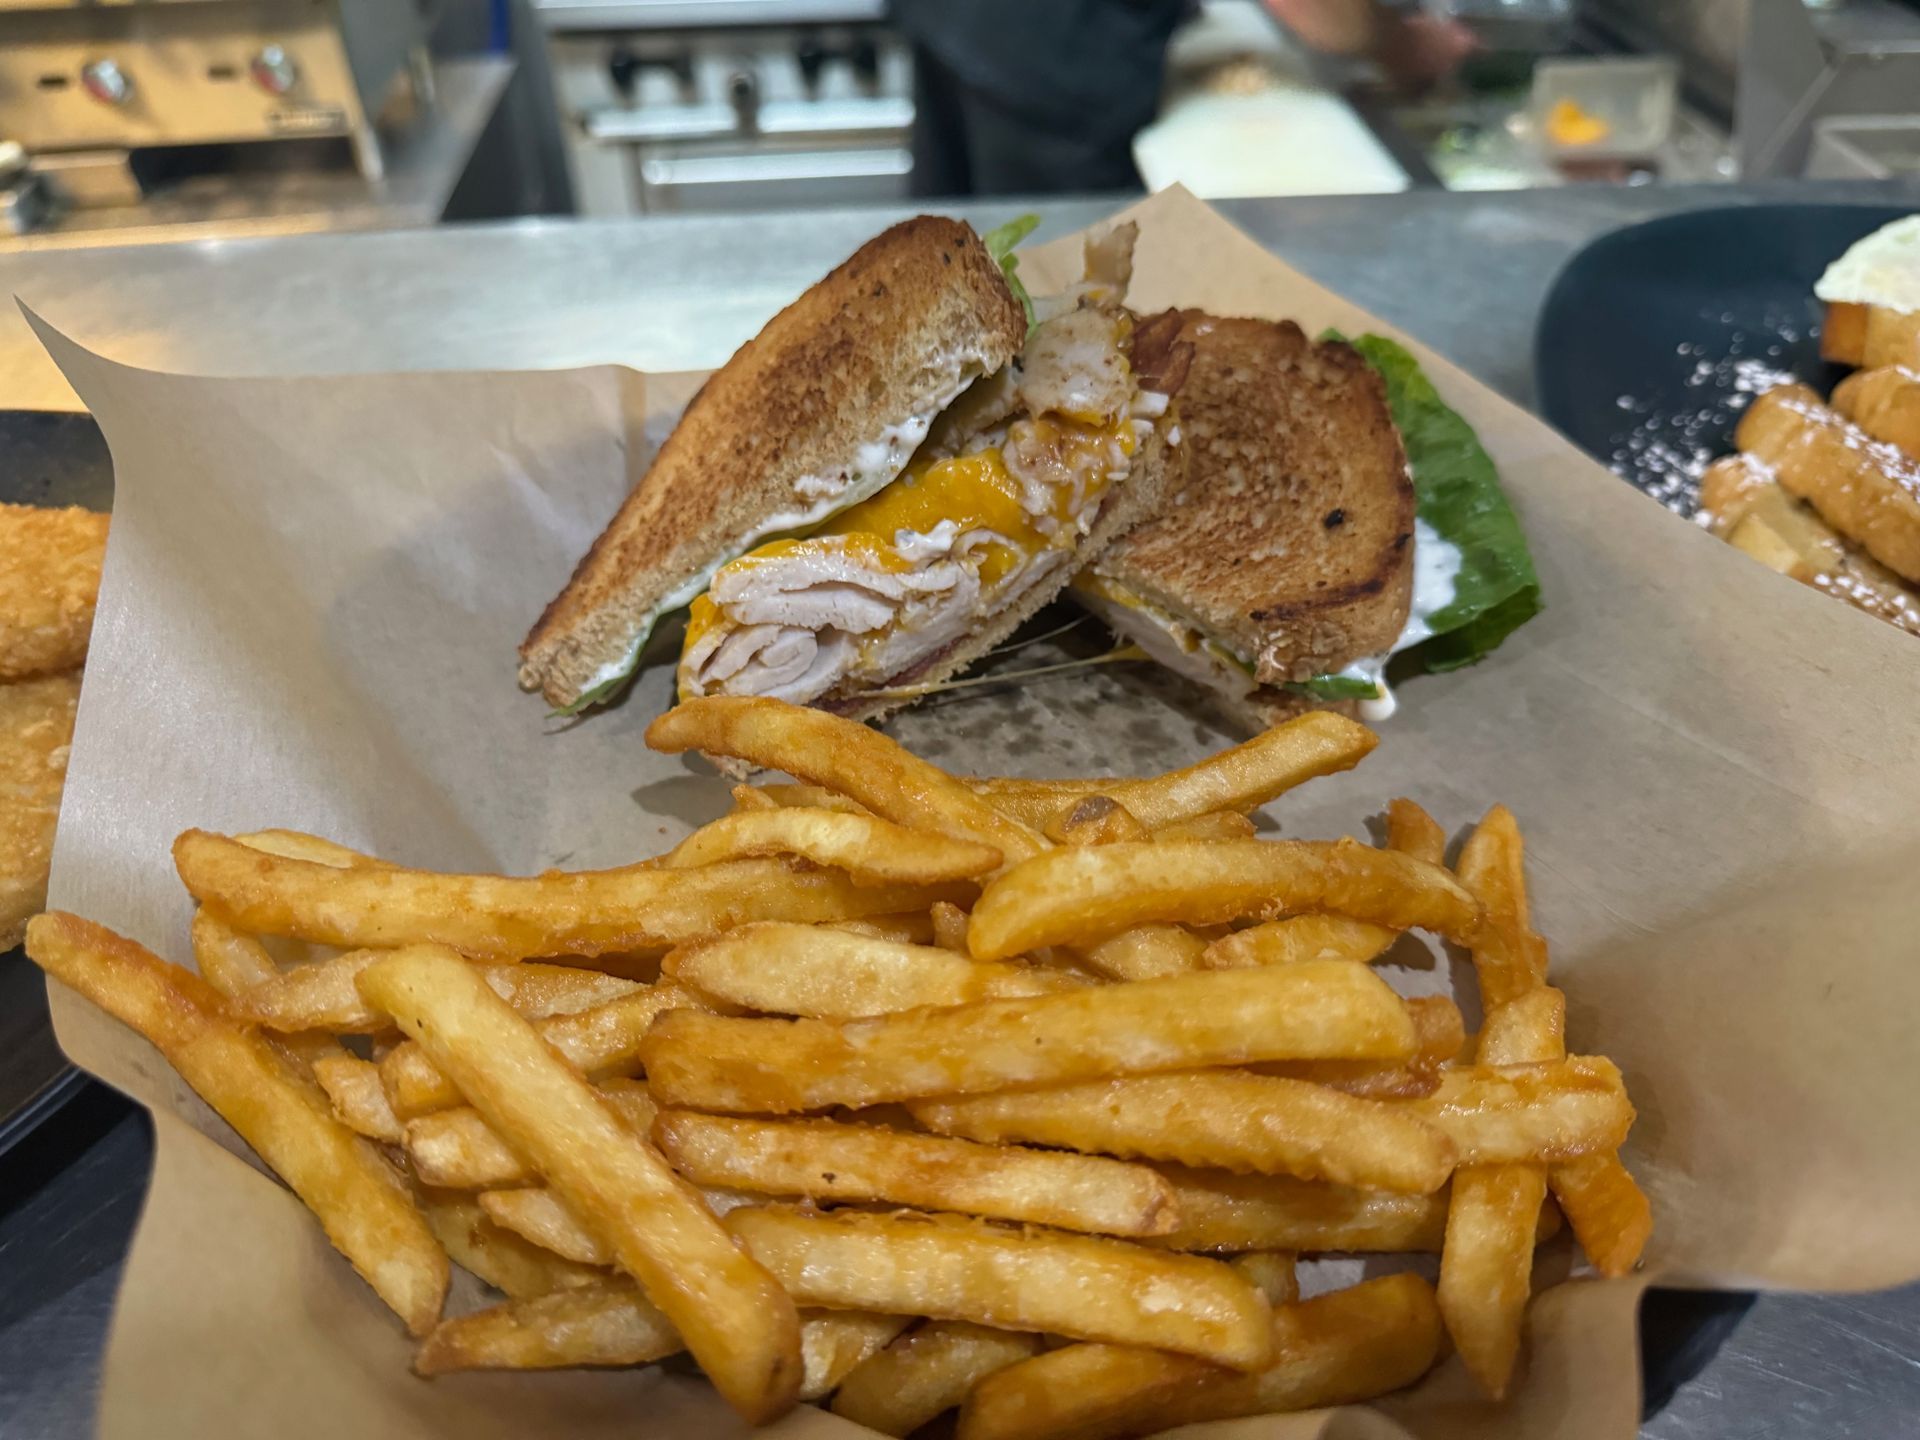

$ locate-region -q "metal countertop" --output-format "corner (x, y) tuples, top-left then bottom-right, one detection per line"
(3, 178), (1919, 1439)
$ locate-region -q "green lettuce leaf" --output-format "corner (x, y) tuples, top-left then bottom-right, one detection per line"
(1289, 675), (1382, 702)
(982, 213), (1040, 332)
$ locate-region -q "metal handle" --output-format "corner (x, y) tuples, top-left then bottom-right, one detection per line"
(638, 147), (911, 188)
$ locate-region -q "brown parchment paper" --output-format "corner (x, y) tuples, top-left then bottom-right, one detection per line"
(27, 187), (1920, 1440)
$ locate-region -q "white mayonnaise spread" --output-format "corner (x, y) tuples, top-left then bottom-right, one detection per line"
(1815, 216), (1920, 313)
(1329, 516), (1465, 720)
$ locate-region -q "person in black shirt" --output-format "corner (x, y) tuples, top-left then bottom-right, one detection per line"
(892, 0), (1473, 196)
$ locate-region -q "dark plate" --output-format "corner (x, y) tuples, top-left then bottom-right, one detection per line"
(1533, 202), (1913, 516)
(1, 410), (113, 1156)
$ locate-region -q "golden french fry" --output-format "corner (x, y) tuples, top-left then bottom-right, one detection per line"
(914, 1069), (1454, 1194)
(26, 913), (449, 1337)
(480, 1187), (613, 1266)
(831, 1322), (1043, 1438)
(1439, 1162), (1546, 1399)
(1457, 805), (1547, 1008)
(240, 952), (640, 1034)
(406, 1079), (658, 1191)
(654, 1112), (1180, 1236)
(380, 981), (719, 1118)
(234, 829), (391, 869)
(1203, 914), (1396, 969)
(732, 782), (872, 816)
(966, 839), (1481, 962)
(356, 948), (802, 1424)
(1044, 795), (1150, 846)
(313, 1052), (404, 1142)
(1075, 924), (1207, 981)
(414, 1278), (681, 1375)
(930, 900), (971, 953)
(1150, 811), (1258, 843)
(1478, 988), (1566, 1066)
(1230, 1252), (1299, 1306)
(1413, 1058), (1633, 1164)
(420, 1192), (603, 1300)
(189, 908), (347, 1072)
(1151, 1167), (1449, 1254)
(642, 960), (1417, 1113)
(661, 922), (1081, 1021)
(646, 697), (1048, 864)
(1258, 995), (1464, 1099)
(176, 830), (960, 961)
(659, 808), (1001, 885)
(1385, 798), (1447, 867)
(1549, 1151), (1653, 1277)
(830, 912), (938, 946)
(726, 1206), (1272, 1370)
(797, 1311), (915, 1402)
(956, 1273), (1442, 1440)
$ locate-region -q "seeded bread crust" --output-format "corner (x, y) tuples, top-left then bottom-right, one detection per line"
(1093, 314), (1415, 687)
(521, 216), (1026, 707)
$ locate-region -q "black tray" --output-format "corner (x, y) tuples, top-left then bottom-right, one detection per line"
(0, 410), (114, 1156)
(1533, 202), (1913, 516)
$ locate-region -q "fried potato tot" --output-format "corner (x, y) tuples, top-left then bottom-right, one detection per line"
(0, 671), (79, 949)
(0, 502), (107, 681)
(175, 831), (961, 960)
(653, 1112), (1179, 1236)
(661, 922), (1081, 1020)
(967, 838), (1480, 961)
(831, 1322), (1042, 1438)
(1413, 1058), (1633, 1164)
(725, 1206), (1272, 1370)
(956, 1273), (1441, 1440)
(646, 697), (1047, 863)
(913, 1070), (1455, 1194)
(357, 948), (802, 1424)
(660, 808), (1001, 884)
(420, 1191), (603, 1300)
(241, 952), (640, 1034)
(26, 913), (448, 1336)
(641, 960), (1416, 1113)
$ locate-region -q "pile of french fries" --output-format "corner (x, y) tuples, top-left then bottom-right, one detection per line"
(27, 695), (1651, 1437)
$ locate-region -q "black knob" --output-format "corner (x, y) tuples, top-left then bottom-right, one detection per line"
(797, 35), (827, 91)
(850, 39), (879, 84)
(608, 46), (640, 98)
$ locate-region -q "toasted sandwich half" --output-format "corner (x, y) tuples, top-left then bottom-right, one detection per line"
(520, 216), (1187, 720)
(1073, 314), (1418, 729)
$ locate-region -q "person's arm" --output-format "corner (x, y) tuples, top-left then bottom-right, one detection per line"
(1264, 0), (1476, 85)
(1262, 0), (1384, 56)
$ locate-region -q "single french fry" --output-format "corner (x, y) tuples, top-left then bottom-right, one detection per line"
(176, 830), (961, 961)
(1230, 1252), (1299, 1306)
(653, 1112), (1180, 1236)
(930, 900), (971, 953)
(732, 782), (872, 816)
(1439, 1162), (1546, 1399)
(1413, 1058), (1633, 1164)
(1075, 924), (1207, 981)
(641, 960), (1417, 1114)
(661, 922), (1081, 1021)
(1549, 1151), (1653, 1277)
(1478, 988), (1566, 1066)
(1202, 914), (1396, 969)
(480, 1187), (614, 1266)
(832, 1322), (1042, 1437)
(1258, 995), (1465, 1099)
(189, 908), (346, 1071)
(380, 981), (718, 1118)
(357, 948), (802, 1424)
(830, 912), (939, 946)
(725, 1206), (1272, 1370)
(414, 1278), (681, 1374)
(798, 1311), (915, 1402)
(1151, 811), (1258, 843)
(913, 1070), (1454, 1194)
(646, 697), (1048, 864)
(406, 1080), (658, 1191)
(956, 1273), (1442, 1440)
(240, 952), (641, 1034)
(1044, 795), (1151, 846)
(26, 913), (449, 1336)
(1457, 805), (1547, 1008)
(659, 808), (1001, 885)
(313, 1052), (404, 1142)
(967, 839), (1481, 962)
(1150, 1167), (1449, 1254)
(234, 829), (391, 869)
(1385, 798), (1447, 867)
(420, 1192), (603, 1299)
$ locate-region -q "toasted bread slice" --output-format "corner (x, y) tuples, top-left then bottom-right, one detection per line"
(1090, 314), (1414, 688)
(1736, 383), (1920, 585)
(521, 217), (1026, 708)
(1833, 365), (1920, 461)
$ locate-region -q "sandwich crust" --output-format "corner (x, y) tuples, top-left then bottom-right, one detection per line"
(521, 216), (1026, 707)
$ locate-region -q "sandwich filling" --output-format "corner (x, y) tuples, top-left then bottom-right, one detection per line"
(679, 231), (1172, 706)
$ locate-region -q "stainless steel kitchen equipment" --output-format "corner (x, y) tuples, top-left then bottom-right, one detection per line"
(532, 0), (913, 214)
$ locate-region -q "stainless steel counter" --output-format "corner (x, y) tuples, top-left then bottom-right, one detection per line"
(3, 179), (1920, 1439)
